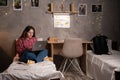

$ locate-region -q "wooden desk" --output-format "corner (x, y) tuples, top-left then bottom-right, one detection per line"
(48, 40), (92, 74)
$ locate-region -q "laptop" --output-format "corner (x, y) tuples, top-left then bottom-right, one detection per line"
(32, 41), (47, 51)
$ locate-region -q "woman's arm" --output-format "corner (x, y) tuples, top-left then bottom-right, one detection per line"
(16, 38), (26, 56)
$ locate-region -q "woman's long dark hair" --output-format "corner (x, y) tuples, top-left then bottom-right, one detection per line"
(19, 25), (36, 38)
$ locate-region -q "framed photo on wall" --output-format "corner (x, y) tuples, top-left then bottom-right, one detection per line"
(0, 0), (7, 6)
(31, 0), (39, 7)
(92, 5), (102, 12)
(13, 0), (22, 11)
(78, 4), (87, 16)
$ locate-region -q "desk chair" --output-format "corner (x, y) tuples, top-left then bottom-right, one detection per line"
(59, 38), (84, 75)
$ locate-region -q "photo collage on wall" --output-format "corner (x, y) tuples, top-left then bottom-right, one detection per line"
(78, 4), (102, 16)
(1, 0), (102, 13)
(13, 0), (39, 11)
(1, 0), (38, 11)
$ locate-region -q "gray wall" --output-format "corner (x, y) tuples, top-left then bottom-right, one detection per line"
(0, 0), (120, 58)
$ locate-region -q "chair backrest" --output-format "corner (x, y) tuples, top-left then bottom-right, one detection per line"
(62, 38), (83, 58)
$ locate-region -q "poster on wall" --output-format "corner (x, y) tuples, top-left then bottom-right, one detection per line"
(54, 13), (70, 28)
(0, 0), (7, 6)
(13, 0), (22, 11)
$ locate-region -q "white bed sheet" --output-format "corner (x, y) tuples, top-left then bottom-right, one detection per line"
(0, 61), (65, 80)
(87, 50), (120, 80)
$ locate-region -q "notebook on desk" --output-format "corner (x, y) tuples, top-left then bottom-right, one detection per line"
(32, 41), (47, 51)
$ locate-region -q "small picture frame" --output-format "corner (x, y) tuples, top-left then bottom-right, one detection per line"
(13, 0), (22, 11)
(78, 4), (87, 16)
(92, 5), (102, 12)
(31, 0), (39, 7)
(0, 0), (7, 6)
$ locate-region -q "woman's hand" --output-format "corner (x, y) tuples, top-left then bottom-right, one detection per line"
(29, 48), (32, 51)
(13, 53), (20, 61)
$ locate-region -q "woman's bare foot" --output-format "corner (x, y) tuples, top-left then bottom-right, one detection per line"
(27, 60), (35, 64)
(44, 56), (53, 61)
(44, 56), (50, 61)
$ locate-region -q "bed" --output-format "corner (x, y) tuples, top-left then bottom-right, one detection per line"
(0, 60), (65, 80)
(87, 50), (120, 80)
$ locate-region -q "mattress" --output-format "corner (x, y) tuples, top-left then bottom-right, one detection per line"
(87, 50), (120, 80)
(0, 60), (65, 80)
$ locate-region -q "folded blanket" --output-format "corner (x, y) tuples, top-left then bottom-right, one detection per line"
(0, 61), (65, 80)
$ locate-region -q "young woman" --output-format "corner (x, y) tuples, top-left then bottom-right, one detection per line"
(15, 25), (48, 64)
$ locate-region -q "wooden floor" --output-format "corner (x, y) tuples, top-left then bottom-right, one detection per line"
(54, 55), (92, 80)
(51, 72), (92, 80)
(64, 70), (92, 80)
(58, 65), (92, 80)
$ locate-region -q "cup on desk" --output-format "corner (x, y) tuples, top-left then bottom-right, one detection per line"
(49, 37), (58, 42)
(57, 39), (64, 42)
(37, 38), (43, 41)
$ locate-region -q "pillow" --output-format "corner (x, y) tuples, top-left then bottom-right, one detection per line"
(107, 39), (118, 50)
(107, 39), (112, 50)
(112, 41), (118, 50)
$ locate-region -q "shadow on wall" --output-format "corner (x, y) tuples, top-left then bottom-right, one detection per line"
(0, 47), (12, 72)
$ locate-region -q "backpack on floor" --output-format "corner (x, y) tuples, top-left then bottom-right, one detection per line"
(91, 35), (109, 55)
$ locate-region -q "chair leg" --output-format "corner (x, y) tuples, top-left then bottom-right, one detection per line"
(59, 58), (68, 73)
(70, 59), (84, 75)
(59, 58), (73, 74)
(62, 59), (68, 73)
(59, 58), (84, 76)
(63, 59), (72, 73)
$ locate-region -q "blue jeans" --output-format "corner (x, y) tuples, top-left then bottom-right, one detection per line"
(20, 49), (48, 63)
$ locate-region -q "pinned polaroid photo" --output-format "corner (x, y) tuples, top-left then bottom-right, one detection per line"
(78, 4), (87, 16)
(31, 0), (39, 8)
(13, 0), (22, 11)
(92, 5), (102, 12)
(0, 0), (7, 6)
